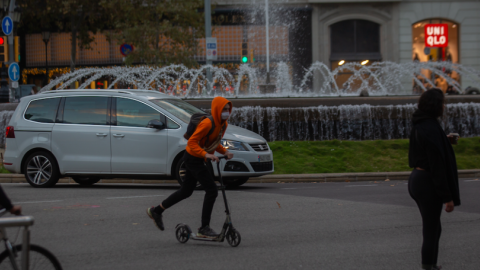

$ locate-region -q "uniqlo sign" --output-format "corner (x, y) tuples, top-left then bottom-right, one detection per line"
(424, 24), (448, 47)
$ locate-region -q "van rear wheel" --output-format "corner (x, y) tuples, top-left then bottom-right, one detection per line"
(23, 151), (60, 188)
(72, 177), (101, 186)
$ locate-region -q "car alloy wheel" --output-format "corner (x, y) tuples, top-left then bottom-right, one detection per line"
(24, 151), (60, 188)
(175, 158), (201, 188)
(27, 155), (53, 185)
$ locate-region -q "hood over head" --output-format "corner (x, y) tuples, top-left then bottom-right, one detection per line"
(211, 96), (232, 126)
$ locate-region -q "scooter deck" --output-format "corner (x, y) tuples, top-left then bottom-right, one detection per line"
(189, 233), (224, 242)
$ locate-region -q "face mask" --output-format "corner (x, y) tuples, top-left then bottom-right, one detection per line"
(221, 112), (230, 120)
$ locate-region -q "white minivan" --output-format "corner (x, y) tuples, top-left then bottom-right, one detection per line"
(3, 90), (274, 187)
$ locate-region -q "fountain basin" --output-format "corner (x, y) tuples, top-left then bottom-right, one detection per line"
(1, 95), (479, 145)
(186, 95), (480, 109)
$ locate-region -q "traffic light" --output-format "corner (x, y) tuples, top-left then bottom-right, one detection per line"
(249, 49), (255, 63)
(0, 36), (8, 62)
(0, 64), (8, 102)
(241, 42), (248, 63)
(14, 36), (19, 62)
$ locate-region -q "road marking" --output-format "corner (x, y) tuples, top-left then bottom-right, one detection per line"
(15, 200), (63, 204)
(106, 195), (165, 199)
(345, 185), (378, 187)
(281, 188), (298, 190)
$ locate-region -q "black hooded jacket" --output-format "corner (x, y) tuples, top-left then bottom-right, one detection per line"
(0, 185), (13, 210)
(408, 109), (461, 206)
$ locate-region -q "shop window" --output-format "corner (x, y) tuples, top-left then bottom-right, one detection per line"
(330, 20), (381, 92)
(412, 19), (459, 94)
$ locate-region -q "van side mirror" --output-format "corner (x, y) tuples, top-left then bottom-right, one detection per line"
(147, 119), (165, 130)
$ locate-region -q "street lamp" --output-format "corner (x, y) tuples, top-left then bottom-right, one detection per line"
(42, 31), (50, 86)
(0, 0), (8, 15)
(12, 5), (21, 22)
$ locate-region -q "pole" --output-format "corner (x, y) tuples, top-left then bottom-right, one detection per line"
(44, 41), (48, 86)
(7, 0), (16, 102)
(204, 0), (212, 93)
(265, 0), (270, 84)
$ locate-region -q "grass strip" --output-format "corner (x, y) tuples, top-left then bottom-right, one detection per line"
(269, 137), (480, 174)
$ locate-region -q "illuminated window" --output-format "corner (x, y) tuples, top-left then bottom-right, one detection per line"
(411, 19), (459, 94)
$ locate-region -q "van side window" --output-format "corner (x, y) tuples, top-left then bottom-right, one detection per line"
(116, 98), (161, 127)
(24, 98), (60, 123)
(167, 118), (180, 129)
(63, 96), (109, 125)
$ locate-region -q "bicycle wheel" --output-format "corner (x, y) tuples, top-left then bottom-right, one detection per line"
(0, 244), (62, 270)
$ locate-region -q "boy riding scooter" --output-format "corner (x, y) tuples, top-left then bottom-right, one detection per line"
(147, 96), (234, 238)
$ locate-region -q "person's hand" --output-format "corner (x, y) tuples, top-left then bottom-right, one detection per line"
(225, 151), (234, 160)
(9, 205), (21, 215)
(445, 201), (454, 213)
(205, 153), (219, 163)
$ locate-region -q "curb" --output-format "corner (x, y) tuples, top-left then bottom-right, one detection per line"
(1, 170), (479, 184)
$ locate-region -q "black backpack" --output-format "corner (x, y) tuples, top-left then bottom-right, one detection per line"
(184, 113), (216, 145)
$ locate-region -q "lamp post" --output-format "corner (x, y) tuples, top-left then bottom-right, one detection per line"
(42, 31), (50, 86)
(204, 0), (212, 93)
(265, 0), (270, 84)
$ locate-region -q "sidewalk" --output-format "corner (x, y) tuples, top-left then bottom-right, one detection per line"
(1, 170), (479, 184)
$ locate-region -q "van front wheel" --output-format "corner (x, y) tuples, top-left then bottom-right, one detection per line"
(175, 158), (187, 186)
(23, 151), (60, 188)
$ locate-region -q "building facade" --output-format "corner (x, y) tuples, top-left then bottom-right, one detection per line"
(24, 0), (480, 92)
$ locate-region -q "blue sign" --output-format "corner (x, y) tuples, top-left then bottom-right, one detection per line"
(207, 43), (216, 49)
(8, 63), (20, 82)
(2, 16), (13, 35)
(120, 44), (134, 57)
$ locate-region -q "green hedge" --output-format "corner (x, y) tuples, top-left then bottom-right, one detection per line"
(269, 137), (480, 174)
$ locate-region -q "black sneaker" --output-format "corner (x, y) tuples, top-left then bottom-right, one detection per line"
(146, 207), (164, 231)
(197, 225), (219, 238)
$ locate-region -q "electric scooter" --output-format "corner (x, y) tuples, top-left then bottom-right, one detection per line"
(175, 156), (241, 247)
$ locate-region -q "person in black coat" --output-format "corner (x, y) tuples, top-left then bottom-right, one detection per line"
(0, 185), (21, 215)
(408, 88), (460, 270)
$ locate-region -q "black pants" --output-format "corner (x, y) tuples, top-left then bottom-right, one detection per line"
(408, 169), (443, 266)
(161, 152), (218, 228)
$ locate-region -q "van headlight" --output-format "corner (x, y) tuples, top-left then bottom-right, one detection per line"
(221, 140), (248, 151)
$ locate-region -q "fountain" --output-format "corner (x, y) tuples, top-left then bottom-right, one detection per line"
(2, 0), (480, 146)
(36, 61), (480, 97)
(0, 61), (479, 147)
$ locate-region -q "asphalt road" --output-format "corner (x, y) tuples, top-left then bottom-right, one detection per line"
(1, 179), (479, 270)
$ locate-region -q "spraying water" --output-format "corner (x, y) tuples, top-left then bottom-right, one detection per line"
(39, 61), (480, 97)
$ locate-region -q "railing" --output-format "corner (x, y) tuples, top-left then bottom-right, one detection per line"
(0, 209), (34, 270)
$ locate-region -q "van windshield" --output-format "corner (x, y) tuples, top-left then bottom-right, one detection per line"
(150, 99), (205, 123)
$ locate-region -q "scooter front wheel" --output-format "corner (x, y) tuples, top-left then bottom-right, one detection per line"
(226, 228), (241, 247)
(175, 225), (190, 244)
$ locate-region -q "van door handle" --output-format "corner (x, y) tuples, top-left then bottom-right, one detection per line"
(96, 133), (108, 137)
(113, 134), (125, 138)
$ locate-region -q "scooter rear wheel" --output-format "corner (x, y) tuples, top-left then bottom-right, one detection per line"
(226, 228), (241, 247)
(175, 225), (190, 243)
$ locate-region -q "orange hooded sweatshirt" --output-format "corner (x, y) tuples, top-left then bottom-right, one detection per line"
(186, 96), (232, 158)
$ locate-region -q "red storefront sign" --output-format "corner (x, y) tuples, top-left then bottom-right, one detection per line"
(424, 24), (448, 47)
